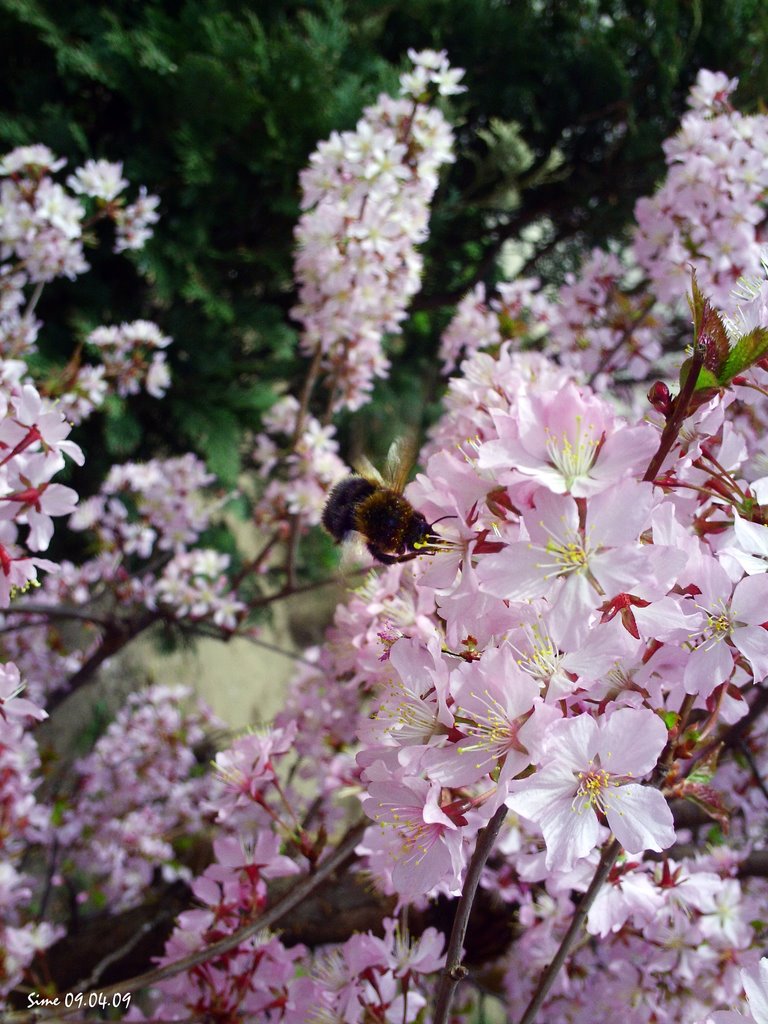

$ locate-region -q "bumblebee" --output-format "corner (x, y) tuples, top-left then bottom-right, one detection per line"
(322, 441), (444, 565)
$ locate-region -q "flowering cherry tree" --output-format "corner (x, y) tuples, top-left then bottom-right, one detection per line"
(3, 52), (768, 1024)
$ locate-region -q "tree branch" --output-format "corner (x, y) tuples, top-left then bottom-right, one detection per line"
(517, 838), (621, 1024)
(432, 805), (508, 1024)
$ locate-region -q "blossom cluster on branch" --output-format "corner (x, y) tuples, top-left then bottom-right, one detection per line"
(4, 57), (768, 1024)
(248, 68), (768, 1022)
(0, 145), (164, 420)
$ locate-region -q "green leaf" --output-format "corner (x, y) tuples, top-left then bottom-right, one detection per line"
(660, 710), (679, 730)
(721, 326), (768, 382)
(679, 358), (719, 393)
(103, 396), (142, 456)
(188, 407), (241, 484)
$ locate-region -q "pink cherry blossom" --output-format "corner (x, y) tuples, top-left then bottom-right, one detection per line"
(683, 557), (768, 696)
(477, 380), (657, 497)
(361, 773), (466, 897)
(505, 708), (675, 870)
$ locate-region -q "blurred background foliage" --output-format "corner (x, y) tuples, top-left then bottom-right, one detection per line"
(1, 0), (767, 487)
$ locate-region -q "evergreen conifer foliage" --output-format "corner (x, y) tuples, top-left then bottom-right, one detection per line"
(0, 0), (766, 484)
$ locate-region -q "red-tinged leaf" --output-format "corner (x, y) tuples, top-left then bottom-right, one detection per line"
(687, 270), (707, 338)
(677, 783), (731, 834)
(700, 303), (730, 373)
(668, 747), (730, 833)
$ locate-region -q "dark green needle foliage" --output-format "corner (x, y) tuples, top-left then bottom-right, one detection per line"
(1, 0), (767, 485)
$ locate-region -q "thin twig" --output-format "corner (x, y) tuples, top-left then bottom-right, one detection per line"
(23, 281), (44, 322)
(79, 919), (158, 990)
(177, 622), (316, 666)
(643, 338), (706, 483)
(45, 611), (160, 714)
(586, 294), (657, 386)
(432, 805), (508, 1024)
(0, 604), (113, 628)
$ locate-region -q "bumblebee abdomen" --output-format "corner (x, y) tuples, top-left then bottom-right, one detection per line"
(322, 476), (377, 542)
(355, 490), (421, 553)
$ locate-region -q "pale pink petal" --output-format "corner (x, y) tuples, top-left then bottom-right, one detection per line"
(732, 573), (768, 625)
(547, 713), (599, 772)
(743, 958), (768, 1024)
(477, 544), (551, 601)
(733, 625), (768, 681)
(683, 640), (734, 696)
(605, 783), (675, 854)
(505, 772), (575, 823)
(541, 800), (601, 870)
(597, 707), (668, 777)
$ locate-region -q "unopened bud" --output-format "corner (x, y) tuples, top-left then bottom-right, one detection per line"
(647, 380), (672, 416)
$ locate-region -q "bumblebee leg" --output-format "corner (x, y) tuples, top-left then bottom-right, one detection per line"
(367, 543), (416, 565)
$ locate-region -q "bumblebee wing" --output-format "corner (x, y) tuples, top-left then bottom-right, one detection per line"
(384, 435), (418, 493)
(339, 533), (373, 571)
(352, 455), (385, 486)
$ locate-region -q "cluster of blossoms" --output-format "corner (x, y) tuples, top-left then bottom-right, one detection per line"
(48, 318), (174, 427)
(439, 254), (663, 391)
(545, 248), (663, 386)
(634, 69), (768, 310)
(0, 376), (83, 992)
(0, 377), (82, 600)
(57, 684), (223, 911)
(292, 49), (464, 413)
(150, 549), (246, 630)
(252, 395), (347, 531)
(444, 72), (768, 398)
(0, 144), (87, 298)
(0, 148), (257, 1003)
(438, 278), (554, 373)
(0, 664), (58, 993)
(501, 845), (764, 1021)
(254, 51), (464, 544)
(274, 323), (768, 1019)
(7, 58), (768, 1024)
(65, 156), (160, 252)
(0, 146), (159, 350)
(233, 68), (768, 1022)
(141, 719), (446, 1023)
(72, 453), (217, 553)
(143, 722), (310, 1020)
(85, 319), (171, 399)
(293, 920), (445, 1024)
(53, 317), (173, 426)
(0, 145), (166, 422)
(0, 454), (239, 705)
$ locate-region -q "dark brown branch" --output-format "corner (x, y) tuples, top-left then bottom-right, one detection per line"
(0, 604), (113, 629)
(432, 805), (508, 1024)
(45, 611), (159, 715)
